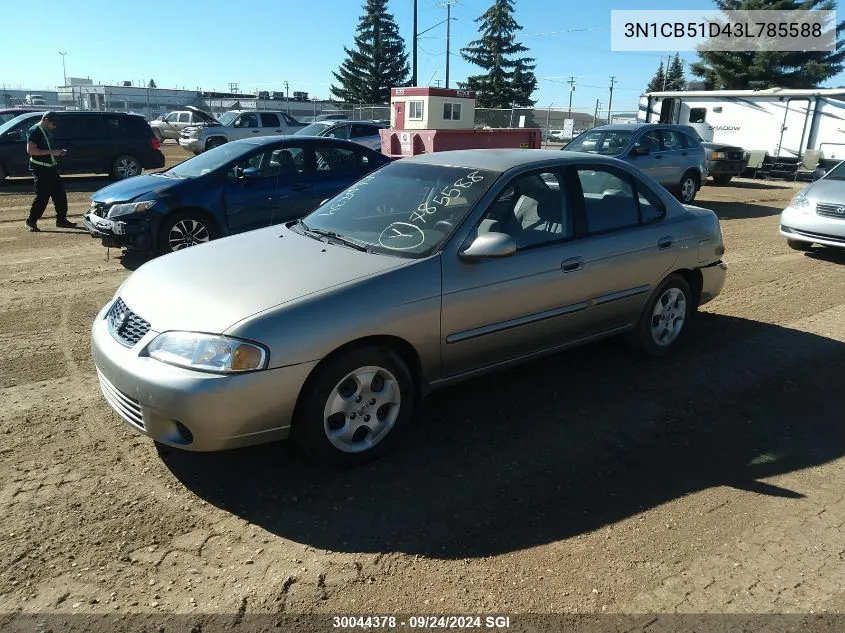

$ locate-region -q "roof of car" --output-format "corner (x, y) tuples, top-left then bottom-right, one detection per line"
(403, 148), (632, 172)
(586, 122), (694, 132)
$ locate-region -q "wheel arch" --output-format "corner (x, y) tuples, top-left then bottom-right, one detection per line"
(155, 206), (222, 252)
(291, 334), (427, 431)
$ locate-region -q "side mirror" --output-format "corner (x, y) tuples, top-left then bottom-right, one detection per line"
(241, 167), (261, 179)
(630, 145), (649, 156)
(459, 232), (516, 260)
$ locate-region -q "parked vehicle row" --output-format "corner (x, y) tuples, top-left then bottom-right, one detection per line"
(89, 147), (728, 466)
(0, 111), (164, 183)
(178, 107), (308, 154)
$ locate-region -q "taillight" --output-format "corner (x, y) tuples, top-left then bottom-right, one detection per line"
(151, 136), (161, 150)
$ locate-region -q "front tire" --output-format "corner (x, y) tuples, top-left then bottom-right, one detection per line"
(291, 346), (415, 466)
(627, 274), (693, 357)
(112, 155), (142, 180)
(157, 210), (217, 255)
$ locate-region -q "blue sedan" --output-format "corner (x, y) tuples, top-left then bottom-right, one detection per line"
(82, 136), (391, 256)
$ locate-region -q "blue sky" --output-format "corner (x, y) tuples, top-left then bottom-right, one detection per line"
(1, 0), (842, 116)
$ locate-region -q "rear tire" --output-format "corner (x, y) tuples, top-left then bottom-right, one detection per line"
(157, 210), (218, 256)
(627, 274), (693, 357)
(787, 238), (814, 251)
(291, 346), (415, 466)
(205, 138), (226, 151)
(676, 172), (699, 203)
(112, 155), (142, 180)
(713, 174), (733, 185)
(0, 164), (6, 185)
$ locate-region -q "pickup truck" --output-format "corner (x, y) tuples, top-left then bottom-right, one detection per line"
(149, 106), (218, 141)
(178, 108), (307, 154)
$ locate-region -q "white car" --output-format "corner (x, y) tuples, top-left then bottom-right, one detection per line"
(780, 161), (845, 252)
(179, 109), (307, 154)
(294, 120), (387, 152)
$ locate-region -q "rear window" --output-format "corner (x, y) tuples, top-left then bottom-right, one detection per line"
(54, 115), (105, 140)
(105, 116), (151, 138)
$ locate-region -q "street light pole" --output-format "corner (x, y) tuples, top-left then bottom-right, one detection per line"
(59, 51), (67, 86)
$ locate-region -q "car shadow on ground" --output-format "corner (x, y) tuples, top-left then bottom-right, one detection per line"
(805, 247), (845, 265)
(696, 199), (782, 220)
(717, 179), (795, 190)
(160, 313), (845, 559)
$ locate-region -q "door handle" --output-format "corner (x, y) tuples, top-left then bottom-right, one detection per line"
(252, 130), (260, 133)
(658, 236), (674, 249)
(561, 257), (584, 273)
(654, 154), (662, 159)
(292, 184), (310, 191)
(681, 152), (688, 156)
(275, 129), (283, 133)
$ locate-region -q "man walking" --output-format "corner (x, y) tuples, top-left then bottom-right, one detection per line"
(25, 112), (77, 231)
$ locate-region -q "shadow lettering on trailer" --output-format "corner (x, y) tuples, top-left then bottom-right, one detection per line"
(157, 312), (845, 559)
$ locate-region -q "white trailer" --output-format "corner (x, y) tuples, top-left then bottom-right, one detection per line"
(638, 88), (845, 169)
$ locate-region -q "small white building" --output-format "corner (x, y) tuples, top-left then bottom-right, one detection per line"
(390, 87), (476, 130)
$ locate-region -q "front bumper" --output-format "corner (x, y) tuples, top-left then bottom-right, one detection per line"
(779, 205), (845, 249)
(91, 299), (318, 451)
(698, 260), (728, 306)
(178, 137), (204, 153)
(82, 211), (155, 251)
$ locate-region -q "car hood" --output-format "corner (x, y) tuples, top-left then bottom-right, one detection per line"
(185, 105), (219, 123)
(804, 177), (845, 202)
(91, 174), (177, 204)
(117, 224), (411, 334)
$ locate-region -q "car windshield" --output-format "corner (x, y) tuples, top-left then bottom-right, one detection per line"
(564, 129), (634, 155)
(299, 161), (499, 258)
(823, 160), (845, 181)
(217, 112), (238, 126)
(165, 142), (251, 178)
(295, 122), (333, 136)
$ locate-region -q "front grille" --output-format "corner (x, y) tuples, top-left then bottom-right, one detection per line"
(97, 368), (144, 429)
(728, 151), (744, 161)
(107, 298), (151, 347)
(816, 202), (845, 219)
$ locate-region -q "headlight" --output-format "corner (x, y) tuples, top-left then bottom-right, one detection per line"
(789, 191), (811, 211)
(107, 200), (155, 218)
(711, 151), (726, 160)
(144, 332), (268, 373)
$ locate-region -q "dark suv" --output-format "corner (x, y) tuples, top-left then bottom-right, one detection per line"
(0, 111), (165, 183)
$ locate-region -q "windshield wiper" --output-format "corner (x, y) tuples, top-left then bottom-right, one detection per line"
(294, 221), (371, 252)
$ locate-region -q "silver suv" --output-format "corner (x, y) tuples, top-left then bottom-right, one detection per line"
(563, 123), (707, 203)
(178, 109), (307, 154)
(150, 107), (217, 141)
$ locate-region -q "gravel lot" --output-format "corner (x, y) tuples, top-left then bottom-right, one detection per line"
(1, 144), (844, 630)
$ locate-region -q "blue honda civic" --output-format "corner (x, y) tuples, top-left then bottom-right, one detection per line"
(83, 136), (390, 256)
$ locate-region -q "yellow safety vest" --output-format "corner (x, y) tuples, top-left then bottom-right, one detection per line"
(29, 125), (57, 168)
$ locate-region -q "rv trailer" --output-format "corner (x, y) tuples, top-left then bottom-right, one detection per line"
(639, 88), (845, 171)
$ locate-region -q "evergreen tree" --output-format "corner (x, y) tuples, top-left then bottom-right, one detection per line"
(330, 0), (410, 104)
(646, 61), (667, 92)
(148, 79), (157, 89)
(460, 0), (537, 109)
(666, 54), (686, 90)
(691, 0), (845, 89)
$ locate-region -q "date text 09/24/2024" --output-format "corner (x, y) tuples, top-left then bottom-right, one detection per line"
(332, 615), (512, 629)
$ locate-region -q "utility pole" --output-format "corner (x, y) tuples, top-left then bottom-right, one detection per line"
(440, 1), (456, 89)
(567, 76), (576, 118)
(284, 81), (290, 115)
(412, 0), (418, 86)
(59, 51), (67, 86)
(593, 99), (601, 128)
(607, 76), (616, 124)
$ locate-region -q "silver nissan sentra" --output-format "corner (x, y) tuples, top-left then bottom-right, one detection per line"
(92, 148), (727, 465)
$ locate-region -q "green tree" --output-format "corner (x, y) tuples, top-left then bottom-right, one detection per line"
(148, 79), (157, 89)
(646, 61), (667, 92)
(330, 0), (410, 104)
(460, 0), (537, 110)
(666, 54), (686, 90)
(691, 0), (845, 89)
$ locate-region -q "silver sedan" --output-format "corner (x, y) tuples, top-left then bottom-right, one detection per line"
(780, 161), (845, 252)
(91, 149), (728, 465)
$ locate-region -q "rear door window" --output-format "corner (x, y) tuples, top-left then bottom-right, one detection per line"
(55, 116), (105, 140)
(260, 113), (280, 128)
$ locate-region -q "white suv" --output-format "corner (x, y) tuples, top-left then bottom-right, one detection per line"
(178, 109), (307, 154)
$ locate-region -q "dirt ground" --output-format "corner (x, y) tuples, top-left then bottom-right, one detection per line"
(1, 144), (844, 630)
